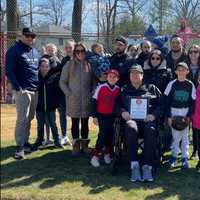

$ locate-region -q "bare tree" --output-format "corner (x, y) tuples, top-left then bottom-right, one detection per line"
(150, 0), (172, 34)
(35, 0), (69, 26)
(17, 0), (69, 26)
(174, 0), (200, 31)
(6, 0), (18, 47)
(98, 0), (118, 49)
(118, 0), (147, 20)
(99, 0), (118, 34)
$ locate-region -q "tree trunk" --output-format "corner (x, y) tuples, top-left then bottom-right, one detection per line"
(72, 0), (82, 42)
(6, 0), (17, 49)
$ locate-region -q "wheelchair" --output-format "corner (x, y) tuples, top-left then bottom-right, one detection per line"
(112, 117), (165, 175)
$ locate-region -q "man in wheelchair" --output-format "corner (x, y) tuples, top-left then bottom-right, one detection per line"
(116, 64), (162, 182)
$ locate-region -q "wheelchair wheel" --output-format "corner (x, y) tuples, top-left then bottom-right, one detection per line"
(112, 118), (123, 174)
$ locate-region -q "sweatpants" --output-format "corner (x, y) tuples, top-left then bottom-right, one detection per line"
(13, 90), (38, 148)
(124, 121), (157, 166)
(171, 126), (189, 158)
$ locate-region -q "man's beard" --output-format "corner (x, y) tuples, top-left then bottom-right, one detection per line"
(116, 49), (125, 55)
(171, 48), (181, 53)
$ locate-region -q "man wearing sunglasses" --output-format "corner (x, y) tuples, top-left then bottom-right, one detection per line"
(6, 27), (39, 160)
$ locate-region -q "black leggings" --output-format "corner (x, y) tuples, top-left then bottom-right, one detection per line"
(71, 118), (89, 139)
(192, 128), (200, 158)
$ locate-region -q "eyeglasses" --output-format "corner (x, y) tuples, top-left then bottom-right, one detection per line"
(151, 56), (161, 61)
(24, 34), (36, 39)
(189, 50), (199, 54)
(75, 49), (85, 54)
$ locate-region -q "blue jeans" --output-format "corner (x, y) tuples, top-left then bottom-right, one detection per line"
(36, 111), (59, 145)
(57, 97), (67, 137)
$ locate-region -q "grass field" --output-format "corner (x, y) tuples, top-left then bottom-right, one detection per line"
(1, 104), (200, 200)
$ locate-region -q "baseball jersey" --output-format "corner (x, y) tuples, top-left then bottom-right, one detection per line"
(164, 79), (196, 117)
(93, 83), (120, 114)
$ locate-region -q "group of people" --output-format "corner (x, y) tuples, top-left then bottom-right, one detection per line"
(5, 27), (200, 183)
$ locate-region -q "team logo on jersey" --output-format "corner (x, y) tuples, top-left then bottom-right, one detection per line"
(136, 99), (142, 104)
(174, 90), (189, 102)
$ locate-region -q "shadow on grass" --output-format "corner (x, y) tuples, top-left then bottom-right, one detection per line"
(1, 145), (200, 200)
(1, 145), (16, 162)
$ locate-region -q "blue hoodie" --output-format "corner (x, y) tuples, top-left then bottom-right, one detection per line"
(6, 40), (39, 91)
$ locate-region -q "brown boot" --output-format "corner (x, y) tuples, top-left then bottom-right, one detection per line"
(72, 139), (81, 156)
(81, 139), (91, 154)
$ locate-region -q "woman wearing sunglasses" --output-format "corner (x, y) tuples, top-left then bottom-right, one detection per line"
(187, 44), (200, 160)
(143, 49), (172, 93)
(59, 43), (94, 156)
(187, 45), (200, 86)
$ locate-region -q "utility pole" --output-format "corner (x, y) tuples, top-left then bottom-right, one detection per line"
(30, 0), (33, 27)
(72, 0), (82, 42)
(97, 0), (100, 41)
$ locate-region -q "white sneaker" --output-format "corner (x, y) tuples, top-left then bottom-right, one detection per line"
(104, 154), (112, 164)
(90, 156), (100, 167)
(61, 136), (72, 146)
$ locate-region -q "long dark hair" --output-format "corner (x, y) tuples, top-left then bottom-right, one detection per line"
(187, 44), (200, 67)
(148, 49), (164, 68)
(70, 42), (90, 76)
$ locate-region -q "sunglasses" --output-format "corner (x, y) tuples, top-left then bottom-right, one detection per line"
(75, 49), (85, 54)
(189, 50), (198, 54)
(24, 34), (36, 39)
(151, 56), (161, 61)
(143, 46), (150, 49)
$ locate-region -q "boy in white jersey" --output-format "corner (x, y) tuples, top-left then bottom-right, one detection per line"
(164, 62), (196, 169)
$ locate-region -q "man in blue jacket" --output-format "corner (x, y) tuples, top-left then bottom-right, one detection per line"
(6, 27), (39, 159)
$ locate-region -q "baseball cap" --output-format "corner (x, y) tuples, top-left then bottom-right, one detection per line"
(129, 64), (143, 73)
(115, 36), (127, 45)
(22, 27), (37, 37)
(176, 62), (189, 70)
(106, 69), (119, 77)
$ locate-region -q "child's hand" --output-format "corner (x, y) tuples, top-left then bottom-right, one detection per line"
(93, 118), (98, 126)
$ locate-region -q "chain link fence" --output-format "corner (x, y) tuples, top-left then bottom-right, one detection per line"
(1, 30), (200, 102)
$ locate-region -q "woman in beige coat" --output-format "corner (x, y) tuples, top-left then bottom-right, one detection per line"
(60, 43), (94, 155)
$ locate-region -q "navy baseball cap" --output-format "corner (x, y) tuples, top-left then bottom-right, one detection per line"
(22, 27), (37, 37)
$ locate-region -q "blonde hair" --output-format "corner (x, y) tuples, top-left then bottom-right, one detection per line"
(45, 43), (58, 53)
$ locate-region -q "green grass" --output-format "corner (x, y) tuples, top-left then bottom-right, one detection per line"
(1, 132), (200, 200)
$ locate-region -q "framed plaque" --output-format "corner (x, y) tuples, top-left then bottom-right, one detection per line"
(129, 96), (149, 120)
